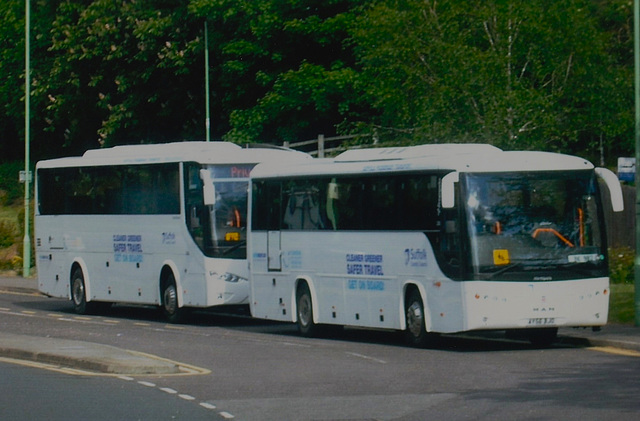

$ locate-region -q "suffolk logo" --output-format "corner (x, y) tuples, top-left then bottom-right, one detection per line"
(404, 248), (427, 267)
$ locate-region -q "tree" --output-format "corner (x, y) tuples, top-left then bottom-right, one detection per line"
(350, 0), (633, 160)
(190, 0), (370, 144)
(35, 0), (205, 155)
(0, 0), (635, 161)
(0, 0), (61, 161)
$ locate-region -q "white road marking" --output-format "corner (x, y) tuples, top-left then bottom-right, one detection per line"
(138, 381), (156, 387)
(345, 351), (387, 364)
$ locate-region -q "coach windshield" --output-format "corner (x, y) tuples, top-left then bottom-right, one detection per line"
(185, 163), (254, 259)
(463, 171), (607, 280)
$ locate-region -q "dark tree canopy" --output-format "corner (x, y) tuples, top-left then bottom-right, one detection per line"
(0, 0), (634, 165)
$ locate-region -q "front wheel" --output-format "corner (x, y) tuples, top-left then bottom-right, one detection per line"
(404, 289), (438, 348)
(161, 273), (187, 323)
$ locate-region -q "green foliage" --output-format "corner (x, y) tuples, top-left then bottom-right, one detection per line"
(190, 0), (369, 144)
(34, 0), (205, 153)
(0, 0), (636, 161)
(350, 0), (632, 157)
(0, 161), (25, 205)
(609, 284), (635, 324)
(0, 219), (17, 248)
(609, 247), (635, 285)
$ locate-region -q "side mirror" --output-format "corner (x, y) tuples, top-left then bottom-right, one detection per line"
(441, 172), (459, 209)
(595, 167), (624, 212)
(200, 169), (216, 206)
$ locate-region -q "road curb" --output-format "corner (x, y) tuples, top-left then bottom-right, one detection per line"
(0, 332), (181, 375)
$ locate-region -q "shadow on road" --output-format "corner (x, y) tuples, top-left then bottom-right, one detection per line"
(15, 295), (577, 353)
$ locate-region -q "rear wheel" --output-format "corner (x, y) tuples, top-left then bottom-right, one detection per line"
(161, 272), (186, 323)
(70, 268), (109, 314)
(296, 283), (319, 337)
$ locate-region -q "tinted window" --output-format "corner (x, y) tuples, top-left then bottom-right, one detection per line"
(38, 163), (180, 215)
(252, 173), (443, 231)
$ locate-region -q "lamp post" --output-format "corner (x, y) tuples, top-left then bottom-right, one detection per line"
(23, 0), (31, 278)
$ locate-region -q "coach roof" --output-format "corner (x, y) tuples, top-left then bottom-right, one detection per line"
(36, 141), (311, 169)
(251, 143), (594, 179)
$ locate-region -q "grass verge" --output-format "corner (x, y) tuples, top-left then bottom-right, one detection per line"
(609, 283), (635, 325)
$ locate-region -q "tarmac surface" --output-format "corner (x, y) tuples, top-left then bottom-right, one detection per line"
(0, 276), (208, 376)
(1, 276), (639, 375)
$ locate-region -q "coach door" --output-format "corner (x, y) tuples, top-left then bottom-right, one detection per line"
(267, 230), (282, 271)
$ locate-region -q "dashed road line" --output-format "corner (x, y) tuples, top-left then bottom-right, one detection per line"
(138, 381), (156, 387)
(345, 351), (387, 364)
(120, 376), (235, 419)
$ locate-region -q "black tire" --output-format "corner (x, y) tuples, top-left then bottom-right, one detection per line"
(528, 327), (558, 347)
(71, 268), (110, 315)
(404, 289), (437, 348)
(71, 268), (88, 315)
(161, 272), (186, 323)
(296, 283), (319, 337)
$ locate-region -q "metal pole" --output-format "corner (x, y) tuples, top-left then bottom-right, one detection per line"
(634, 0), (640, 326)
(204, 21), (211, 142)
(23, 0), (31, 278)
(318, 134), (325, 158)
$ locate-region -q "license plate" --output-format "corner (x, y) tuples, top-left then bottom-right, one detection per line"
(528, 317), (555, 326)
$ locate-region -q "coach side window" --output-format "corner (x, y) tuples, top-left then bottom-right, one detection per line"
(252, 180), (282, 231)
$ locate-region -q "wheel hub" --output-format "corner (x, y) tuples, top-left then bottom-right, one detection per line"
(407, 302), (423, 336)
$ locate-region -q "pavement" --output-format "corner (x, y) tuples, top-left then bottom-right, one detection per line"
(1, 277), (639, 376)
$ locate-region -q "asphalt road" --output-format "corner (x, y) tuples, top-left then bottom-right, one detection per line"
(1, 288), (640, 420)
(0, 361), (218, 421)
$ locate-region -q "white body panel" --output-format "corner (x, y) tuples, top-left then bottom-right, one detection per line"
(36, 214), (249, 307)
(249, 231), (608, 333)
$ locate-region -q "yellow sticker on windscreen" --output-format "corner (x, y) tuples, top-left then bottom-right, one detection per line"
(493, 249), (510, 265)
